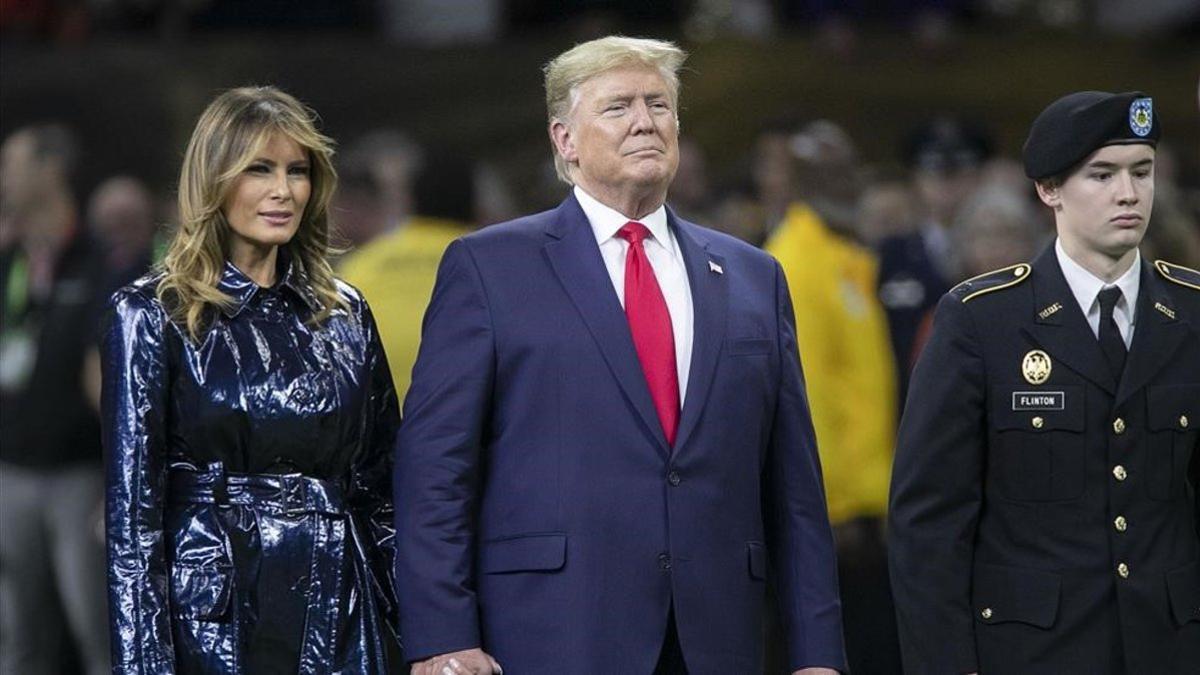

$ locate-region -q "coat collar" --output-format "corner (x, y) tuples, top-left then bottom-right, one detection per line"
(1023, 244), (1188, 402)
(217, 248), (321, 318)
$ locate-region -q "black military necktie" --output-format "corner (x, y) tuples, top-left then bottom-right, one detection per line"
(1097, 286), (1127, 379)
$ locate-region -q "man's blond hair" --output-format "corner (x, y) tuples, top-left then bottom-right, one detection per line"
(543, 36), (687, 184)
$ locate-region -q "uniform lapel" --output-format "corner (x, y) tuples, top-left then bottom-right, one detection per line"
(543, 195), (671, 455)
(1114, 260), (1189, 407)
(670, 212), (727, 454)
(1022, 247), (1117, 396)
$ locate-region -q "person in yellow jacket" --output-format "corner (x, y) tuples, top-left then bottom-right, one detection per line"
(340, 154), (476, 399)
(761, 120), (901, 675)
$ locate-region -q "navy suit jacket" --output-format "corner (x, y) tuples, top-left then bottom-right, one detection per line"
(394, 195), (846, 674)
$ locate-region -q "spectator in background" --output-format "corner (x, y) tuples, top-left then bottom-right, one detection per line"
(667, 136), (715, 224)
(340, 151), (477, 400)
(0, 123), (110, 675)
(877, 115), (992, 403)
(857, 168), (920, 246)
(953, 184), (1048, 279)
(900, 182), (1049, 367)
(86, 175), (159, 288)
(335, 128), (422, 248)
(763, 119), (902, 675)
(333, 153), (390, 251)
(751, 119), (799, 236)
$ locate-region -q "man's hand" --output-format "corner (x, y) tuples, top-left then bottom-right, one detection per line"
(411, 648), (501, 675)
(793, 669), (840, 675)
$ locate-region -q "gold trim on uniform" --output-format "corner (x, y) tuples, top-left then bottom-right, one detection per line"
(1022, 349), (1052, 385)
(957, 263), (1032, 303)
(1154, 259), (1200, 291)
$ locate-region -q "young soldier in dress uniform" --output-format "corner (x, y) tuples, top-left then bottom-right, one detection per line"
(888, 91), (1200, 675)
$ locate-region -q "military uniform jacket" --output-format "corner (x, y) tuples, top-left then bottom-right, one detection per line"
(888, 246), (1200, 675)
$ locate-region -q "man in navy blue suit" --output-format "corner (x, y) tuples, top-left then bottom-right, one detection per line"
(395, 36), (846, 675)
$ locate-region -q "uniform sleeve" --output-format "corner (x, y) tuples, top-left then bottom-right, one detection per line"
(349, 298), (402, 642)
(101, 289), (176, 674)
(393, 239), (496, 662)
(763, 260), (849, 673)
(887, 293), (987, 675)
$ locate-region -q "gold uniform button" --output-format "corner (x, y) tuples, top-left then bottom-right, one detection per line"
(1117, 563), (1130, 578)
(1181, 415), (1190, 429)
(981, 608), (993, 620)
(1113, 465), (1127, 481)
(1032, 416), (1045, 429)
(1114, 516), (1127, 532)
(1113, 418), (1126, 434)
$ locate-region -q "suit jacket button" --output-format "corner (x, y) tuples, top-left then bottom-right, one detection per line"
(1031, 416), (1045, 429)
(1181, 415), (1190, 429)
(1112, 465), (1127, 481)
(667, 471), (681, 486)
(659, 553), (672, 571)
(980, 607), (993, 620)
(1114, 516), (1127, 532)
(1113, 418), (1126, 434)
(1117, 562), (1129, 578)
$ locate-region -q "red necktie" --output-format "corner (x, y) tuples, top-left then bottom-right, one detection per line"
(618, 221), (680, 446)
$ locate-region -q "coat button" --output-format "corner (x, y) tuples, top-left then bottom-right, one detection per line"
(1113, 418), (1126, 434)
(1112, 465), (1127, 481)
(659, 553), (672, 571)
(1031, 416), (1045, 429)
(667, 471), (681, 486)
(1114, 516), (1127, 532)
(1181, 415), (1190, 429)
(1117, 562), (1129, 578)
(980, 608), (993, 620)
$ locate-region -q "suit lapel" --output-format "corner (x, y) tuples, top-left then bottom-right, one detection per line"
(671, 213), (727, 453)
(543, 196), (671, 455)
(1022, 247), (1117, 396)
(1115, 260), (1189, 407)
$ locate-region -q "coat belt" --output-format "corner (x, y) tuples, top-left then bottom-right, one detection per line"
(168, 461), (346, 516)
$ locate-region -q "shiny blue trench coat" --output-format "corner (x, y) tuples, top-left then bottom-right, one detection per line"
(101, 260), (400, 674)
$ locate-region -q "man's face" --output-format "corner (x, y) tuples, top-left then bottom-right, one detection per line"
(1039, 143), (1155, 259)
(554, 66), (679, 203)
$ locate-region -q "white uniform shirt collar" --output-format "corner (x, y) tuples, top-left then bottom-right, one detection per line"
(1055, 237), (1140, 343)
(574, 186), (671, 252)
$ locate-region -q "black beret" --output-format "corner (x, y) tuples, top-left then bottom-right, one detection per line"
(1023, 91), (1160, 180)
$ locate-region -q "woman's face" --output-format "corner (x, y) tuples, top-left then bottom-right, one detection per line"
(222, 132), (311, 259)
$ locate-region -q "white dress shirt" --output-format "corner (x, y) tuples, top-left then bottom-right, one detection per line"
(1055, 238), (1140, 348)
(574, 186), (694, 403)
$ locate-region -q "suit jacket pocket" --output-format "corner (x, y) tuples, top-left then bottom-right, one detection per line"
(991, 385), (1086, 502)
(481, 533), (567, 574)
(726, 337), (772, 357)
(747, 541), (768, 581)
(1166, 560), (1200, 627)
(1145, 384), (1200, 501)
(972, 563), (1061, 629)
(171, 564), (234, 620)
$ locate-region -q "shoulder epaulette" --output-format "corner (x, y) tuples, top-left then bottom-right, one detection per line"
(1154, 259), (1200, 291)
(951, 263), (1031, 303)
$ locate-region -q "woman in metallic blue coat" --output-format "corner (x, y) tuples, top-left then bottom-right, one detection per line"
(101, 86), (400, 674)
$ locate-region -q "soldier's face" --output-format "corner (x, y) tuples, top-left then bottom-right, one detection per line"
(1040, 143), (1155, 260)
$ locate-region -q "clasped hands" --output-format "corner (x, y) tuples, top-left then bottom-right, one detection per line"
(413, 649), (840, 675)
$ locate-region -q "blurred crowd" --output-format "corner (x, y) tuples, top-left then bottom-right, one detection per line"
(2, 62), (1199, 675)
(4, 0), (1199, 44)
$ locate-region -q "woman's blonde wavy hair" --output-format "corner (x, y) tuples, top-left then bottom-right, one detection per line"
(157, 85), (346, 340)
